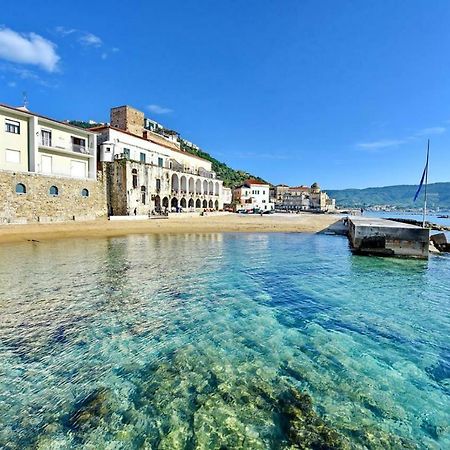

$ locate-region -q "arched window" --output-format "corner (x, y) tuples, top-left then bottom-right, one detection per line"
(49, 185), (59, 196)
(141, 186), (146, 204)
(132, 169), (138, 189)
(81, 188), (89, 197)
(15, 183), (26, 194)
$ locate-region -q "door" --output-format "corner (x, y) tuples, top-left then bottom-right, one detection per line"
(41, 155), (52, 174)
(70, 160), (86, 178)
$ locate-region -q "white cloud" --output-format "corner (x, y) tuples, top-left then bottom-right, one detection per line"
(7, 81), (16, 88)
(356, 139), (405, 150)
(415, 126), (446, 136)
(79, 32), (102, 47)
(147, 104), (173, 114)
(0, 27), (60, 72)
(55, 26), (76, 36)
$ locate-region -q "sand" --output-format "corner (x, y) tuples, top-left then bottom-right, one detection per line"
(0, 213), (343, 244)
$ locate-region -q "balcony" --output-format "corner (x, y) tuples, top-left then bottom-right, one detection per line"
(39, 141), (94, 157)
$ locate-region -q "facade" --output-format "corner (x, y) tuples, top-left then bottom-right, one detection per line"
(94, 106), (225, 215)
(233, 179), (274, 211)
(270, 184), (289, 203)
(277, 182), (336, 212)
(1, 104), (97, 180)
(0, 104), (105, 223)
(222, 187), (232, 206)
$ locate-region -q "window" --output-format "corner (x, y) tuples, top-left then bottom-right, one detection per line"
(140, 152), (146, 163)
(105, 147), (111, 152)
(123, 148), (131, 159)
(81, 188), (89, 197)
(41, 130), (52, 147)
(5, 149), (20, 163)
(15, 183), (26, 194)
(156, 178), (161, 192)
(72, 137), (87, 153)
(5, 119), (20, 134)
(132, 169), (138, 189)
(49, 185), (59, 196)
(158, 157), (163, 167)
(141, 186), (146, 204)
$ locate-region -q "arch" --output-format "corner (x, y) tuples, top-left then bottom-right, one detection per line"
(188, 177), (195, 194)
(196, 199), (201, 208)
(49, 185), (59, 196)
(196, 179), (202, 194)
(215, 182), (220, 196)
(180, 198), (187, 208)
(202, 199), (207, 208)
(215, 200), (219, 210)
(180, 175), (187, 193)
(203, 180), (208, 194)
(188, 198), (194, 208)
(171, 173), (179, 193)
(81, 188), (89, 197)
(15, 183), (26, 194)
(154, 195), (161, 210)
(208, 181), (214, 195)
(132, 169), (138, 189)
(162, 197), (169, 208)
(171, 197), (178, 208)
(208, 199), (213, 208)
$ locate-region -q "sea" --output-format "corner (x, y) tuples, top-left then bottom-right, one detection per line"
(0, 233), (449, 449)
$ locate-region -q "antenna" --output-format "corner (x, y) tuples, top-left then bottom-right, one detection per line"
(22, 91), (28, 109)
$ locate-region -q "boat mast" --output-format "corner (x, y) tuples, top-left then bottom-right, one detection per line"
(422, 139), (430, 228)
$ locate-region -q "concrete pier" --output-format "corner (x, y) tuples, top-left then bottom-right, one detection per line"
(347, 217), (430, 259)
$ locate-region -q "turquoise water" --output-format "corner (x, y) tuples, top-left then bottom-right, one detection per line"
(0, 233), (449, 449)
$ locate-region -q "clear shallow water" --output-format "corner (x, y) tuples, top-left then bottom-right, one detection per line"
(0, 233), (449, 449)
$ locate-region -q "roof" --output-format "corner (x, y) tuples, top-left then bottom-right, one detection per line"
(0, 103), (93, 134)
(289, 185), (309, 191)
(244, 179), (268, 186)
(90, 124), (211, 164)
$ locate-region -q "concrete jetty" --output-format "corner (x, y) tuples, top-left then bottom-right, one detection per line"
(347, 217), (430, 259)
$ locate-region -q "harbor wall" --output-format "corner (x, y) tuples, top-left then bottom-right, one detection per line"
(0, 170), (107, 224)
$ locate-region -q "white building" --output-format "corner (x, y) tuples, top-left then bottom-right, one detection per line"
(93, 106), (225, 215)
(233, 179), (274, 211)
(1, 103), (97, 179)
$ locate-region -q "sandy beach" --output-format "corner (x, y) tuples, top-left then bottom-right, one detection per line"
(0, 213), (343, 244)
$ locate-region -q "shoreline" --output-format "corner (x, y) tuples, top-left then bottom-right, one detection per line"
(0, 213), (343, 244)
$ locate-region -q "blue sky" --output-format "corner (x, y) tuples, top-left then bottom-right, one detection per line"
(1, 0), (450, 189)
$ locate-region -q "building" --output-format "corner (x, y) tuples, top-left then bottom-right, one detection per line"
(94, 106), (225, 215)
(277, 182), (336, 212)
(222, 187), (232, 206)
(0, 103), (106, 223)
(233, 179), (274, 211)
(270, 184), (289, 203)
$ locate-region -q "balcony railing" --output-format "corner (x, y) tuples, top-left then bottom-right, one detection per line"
(40, 140), (94, 156)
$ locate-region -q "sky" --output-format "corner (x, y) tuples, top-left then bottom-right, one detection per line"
(1, 0), (450, 189)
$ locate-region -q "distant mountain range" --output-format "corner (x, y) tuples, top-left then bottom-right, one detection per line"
(327, 182), (450, 210)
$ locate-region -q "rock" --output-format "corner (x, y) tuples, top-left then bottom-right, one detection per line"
(430, 233), (450, 252)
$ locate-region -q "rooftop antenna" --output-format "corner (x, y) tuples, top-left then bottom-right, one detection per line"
(22, 91), (29, 109)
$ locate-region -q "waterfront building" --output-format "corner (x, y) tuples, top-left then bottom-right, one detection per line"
(0, 103), (106, 224)
(270, 184), (289, 203)
(276, 182), (336, 212)
(222, 187), (232, 206)
(94, 106), (225, 215)
(233, 179), (274, 211)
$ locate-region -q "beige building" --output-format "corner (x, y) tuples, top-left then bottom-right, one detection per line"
(0, 103), (105, 223)
(1, 104), (97, 180)
(94, 106), (225, 215)
(278, 182), (336, 212)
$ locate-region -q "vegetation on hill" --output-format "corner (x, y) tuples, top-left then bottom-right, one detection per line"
(327, 182), (450, 209)
(68, 120), (103, 129)
(179, 141), (267, 188)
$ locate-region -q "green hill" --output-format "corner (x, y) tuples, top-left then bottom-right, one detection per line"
(327, 182), (450, 210)
(179, 141), (267, 188)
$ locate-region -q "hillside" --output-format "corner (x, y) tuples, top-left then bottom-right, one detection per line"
(178, 141), (267, 188)
(327, 182), (450, 210)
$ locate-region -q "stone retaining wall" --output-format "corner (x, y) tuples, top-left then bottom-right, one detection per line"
(0, 170), (107, 224)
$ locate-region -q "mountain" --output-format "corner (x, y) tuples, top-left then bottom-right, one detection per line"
(327, 182), (450, 210)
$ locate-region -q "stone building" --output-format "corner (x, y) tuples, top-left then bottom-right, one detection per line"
(93, 106), (225, 215)
(277, 182), (336, 212)
(233, 179), (274, 212)
(0, 103), (106, 223)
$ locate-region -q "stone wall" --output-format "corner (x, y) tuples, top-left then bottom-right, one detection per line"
(0, 170), (107, 224)
(110, 106), (144, 137)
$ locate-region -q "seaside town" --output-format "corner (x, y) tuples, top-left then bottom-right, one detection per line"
(0, 102), (337, 224)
